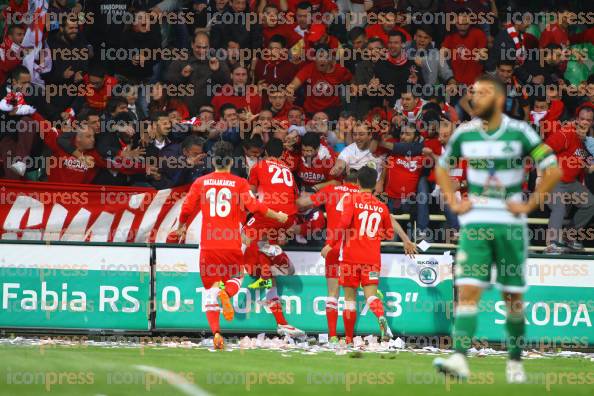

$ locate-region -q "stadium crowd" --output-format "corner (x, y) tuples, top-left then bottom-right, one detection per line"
(0, 0), (594, 252)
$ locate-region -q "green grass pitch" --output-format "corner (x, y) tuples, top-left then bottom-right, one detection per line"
(0, 345), (592, 396)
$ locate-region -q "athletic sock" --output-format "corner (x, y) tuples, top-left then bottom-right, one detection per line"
(506, 311), (525, 361)
(325, 297), (338, 337)
(204, 286), (221, 334)
(343, 301), (357, 341)
(269, 298), (288, 325)
(366, 295), (384, 318)
(205, 306), (220, 334)
(266, 287), (288, 325)
(452, 305), (478, 355)
(224, 277), (242, 297)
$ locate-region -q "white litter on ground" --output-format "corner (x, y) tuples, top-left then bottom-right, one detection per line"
(0, 336), (592, 360)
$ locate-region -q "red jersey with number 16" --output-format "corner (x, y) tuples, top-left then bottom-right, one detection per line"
(331, 191), (394, 266)
(249, 158), (298, 215)
(179, 172), (268, 250)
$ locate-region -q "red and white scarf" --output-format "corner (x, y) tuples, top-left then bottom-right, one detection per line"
(505, 23), (525, 65)
(388, 51), (407, 66)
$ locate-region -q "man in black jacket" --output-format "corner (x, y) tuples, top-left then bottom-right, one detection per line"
(42, 17), (90, 113)
(153, 135), (208, 189)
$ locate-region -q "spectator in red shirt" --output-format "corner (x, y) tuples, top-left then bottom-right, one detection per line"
(539, 6), (571, 48)
(292, 131), (338, 191)
(529, 96), (564, 140)
(262, 4), (302, 48)
(379, 123), (424, 215)
(288, 43), (352, 119)
(0, 24), (25, 86)
(288, 0), (337, 14)
(441, 10), (487, 87)
(212, 64), (262, 117)
(43, 124), (104, 184)
(293, 1), (313, 38)
(254, 35), (301, 91)
(364, 9), (411, 46)
(79, 64), (118, 112)
(300, 23), (340, 57)
(545, 106), (594, 254)
(268, 90), (293, 120)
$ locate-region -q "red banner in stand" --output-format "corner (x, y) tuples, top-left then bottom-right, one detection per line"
(0, 180), (198, 243)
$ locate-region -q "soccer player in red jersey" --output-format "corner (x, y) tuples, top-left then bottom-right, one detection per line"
(243, 138), (305, 337)
(176, 141), (288, 349)
(322, 166), (417, 344)
(297, 170), (360, 344)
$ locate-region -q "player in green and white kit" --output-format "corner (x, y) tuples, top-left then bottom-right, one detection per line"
(433, 75), (561, 383)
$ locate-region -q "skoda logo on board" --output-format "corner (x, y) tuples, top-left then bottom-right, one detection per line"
(419, 267), (437, 285)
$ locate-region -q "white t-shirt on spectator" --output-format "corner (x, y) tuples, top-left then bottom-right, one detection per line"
(338, 143), (384, 178)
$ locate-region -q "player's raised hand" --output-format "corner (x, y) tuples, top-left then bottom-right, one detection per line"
(403, 240), (417, 258)
(321, 244), (332, 258)
(275, 211), (289, 223)
(175, 224), (187, 243)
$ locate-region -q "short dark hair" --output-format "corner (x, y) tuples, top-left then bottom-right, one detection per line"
(348, 27), (365, 42)
(212, 141), (234, 169)
(150, 111), (170, 122)
(182, 135), (205, 151)
(7, 24), (25, 35)
(301, 132), (320, 149)
(475, 73), (506, 95)
(269, 34), (287, 47)
(296, 1), (312, 10)
(414, 24), (434, 38)
(344, 169), (358, 183)
(388, 30), (406, 42)
(244, 135), (264, 150)
(220, 103), (237, 116)
(367, 37), (384, 47)
(497, 59), (515, 69)
(357, 166), (378, 189)
(88, 63), (107, 78)
(10, 65), (29, 82)
(76, 107), (101, 122)
(107, 96), (128, 114)
(265, 138), (284, 158)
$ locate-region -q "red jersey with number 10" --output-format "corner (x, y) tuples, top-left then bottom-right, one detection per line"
(249, 158), (298, 215)
(179, 172), (268, 250)
(332, 191), (394, 266)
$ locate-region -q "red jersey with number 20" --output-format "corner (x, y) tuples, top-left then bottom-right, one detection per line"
(249, 158), (298, 215)
(179, 172), (268, 250)
(332, 191), (394, 266)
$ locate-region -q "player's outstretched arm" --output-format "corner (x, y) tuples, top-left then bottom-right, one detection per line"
(390, 215), (417, 258)
(265, 209), (289, 223)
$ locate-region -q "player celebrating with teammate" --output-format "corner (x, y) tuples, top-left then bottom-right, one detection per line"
(243, 138), (305, 337)
(176, 141), (289, 350)
(321, 166), (417, 344)
(433, 75), (561, 382)
(297, 171), (360, 344)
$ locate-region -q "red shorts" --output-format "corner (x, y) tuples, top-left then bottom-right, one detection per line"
(244, 213), (297, 244)
(199, 249), (243, 289)
(339, 262), (381, 288)
(244, 251), (291, 278)
(324, 247), (340, 279)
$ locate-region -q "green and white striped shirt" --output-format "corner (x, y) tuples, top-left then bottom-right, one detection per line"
(438, 114), (557, 225)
